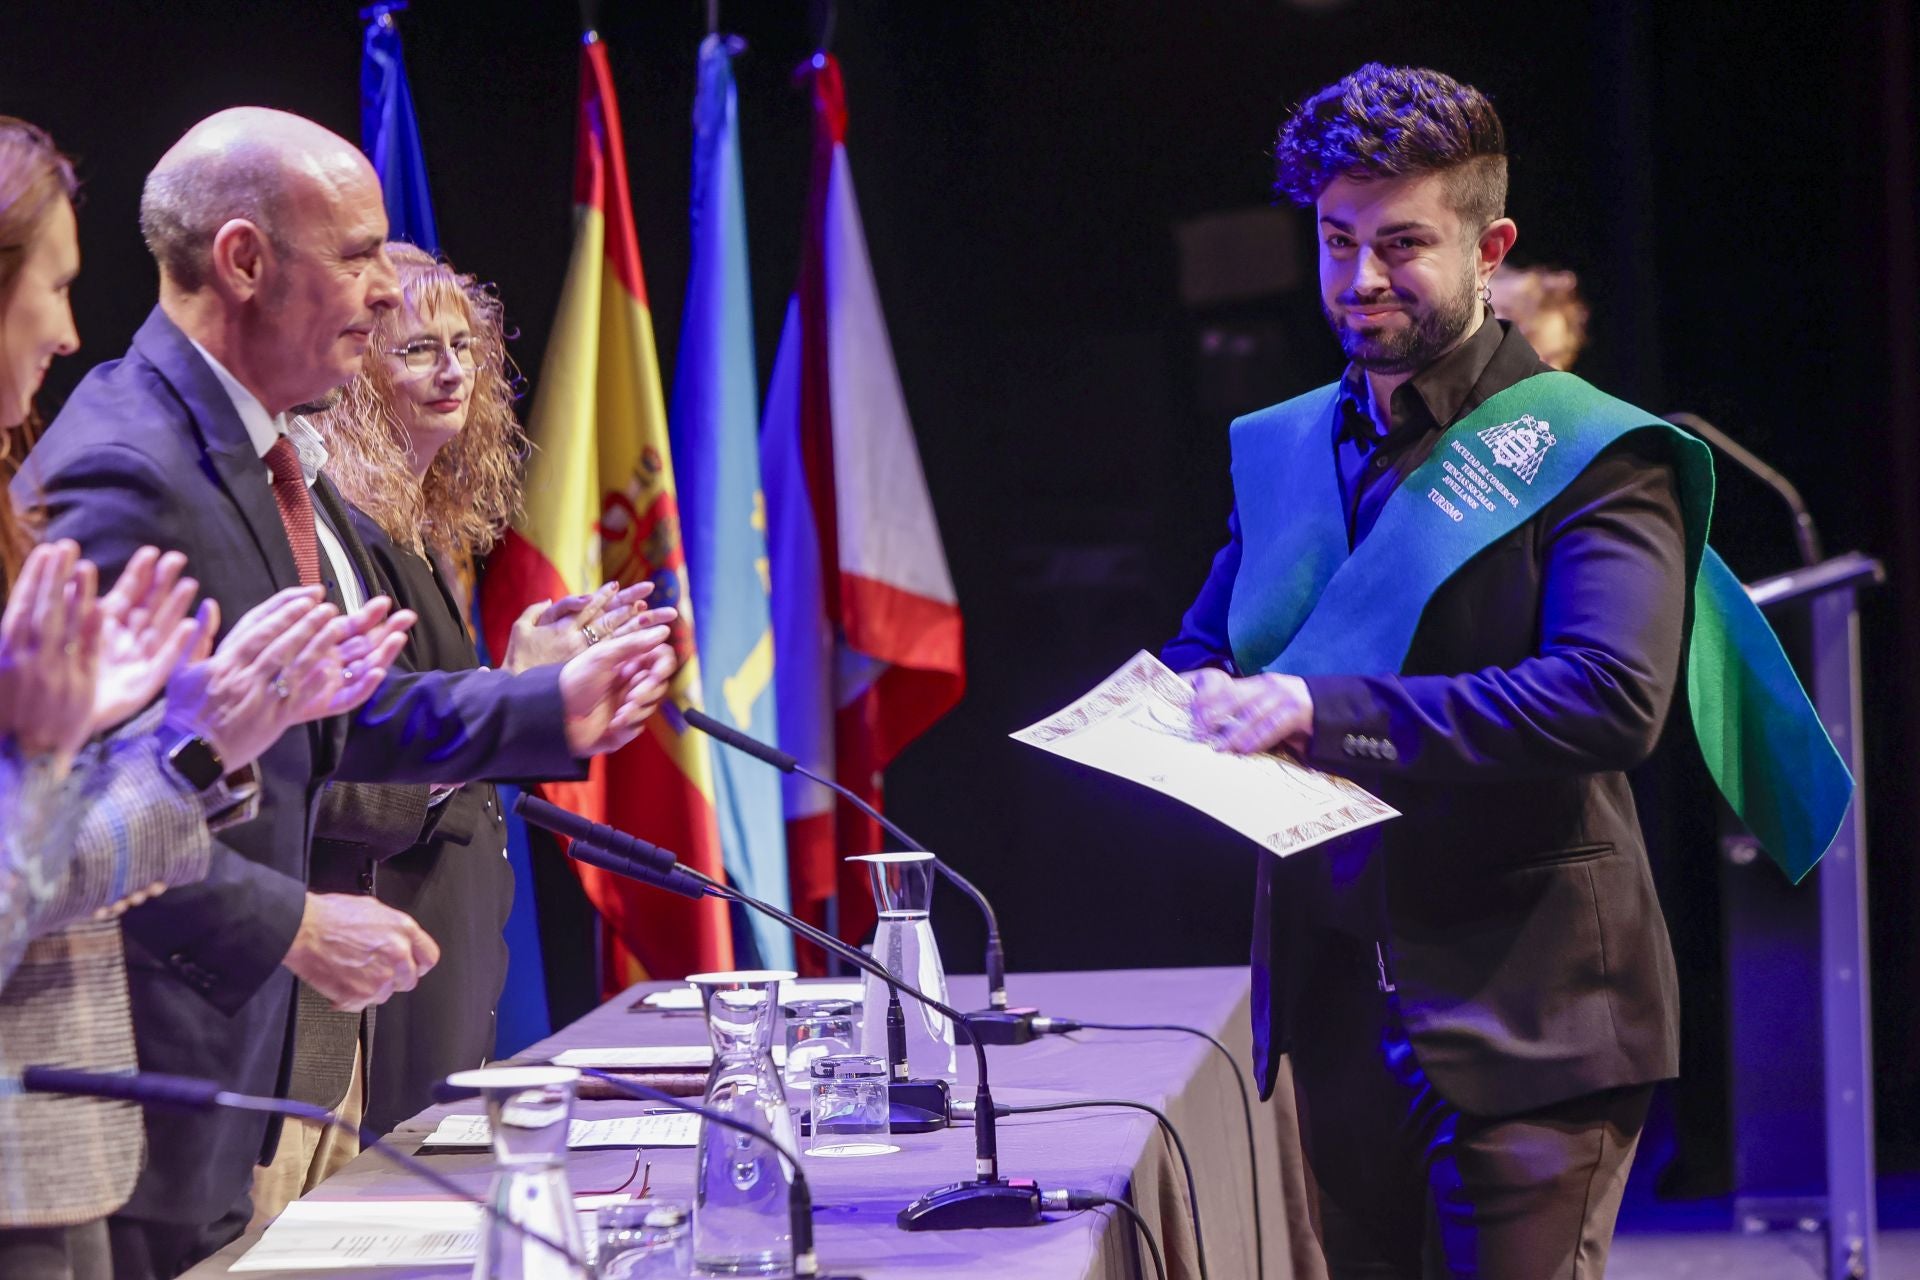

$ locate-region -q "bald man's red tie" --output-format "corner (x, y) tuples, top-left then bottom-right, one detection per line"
(264, 436), (322, 587)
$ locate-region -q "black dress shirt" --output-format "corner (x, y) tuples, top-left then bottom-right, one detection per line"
(1335, 310), (1538, 545)
(1163, 314), (1550, 674)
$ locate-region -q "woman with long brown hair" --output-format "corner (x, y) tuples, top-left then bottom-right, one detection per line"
(0, 118), (410, 1280)
(305, 243), (670, 1136)
(0, 117), (79, 588)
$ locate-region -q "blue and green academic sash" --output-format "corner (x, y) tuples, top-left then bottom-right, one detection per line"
(1226, 371), (1850, 883)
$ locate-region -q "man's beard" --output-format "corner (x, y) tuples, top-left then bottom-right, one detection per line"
(289, 386), (344, 417)
(1324, 269), (1480, 374)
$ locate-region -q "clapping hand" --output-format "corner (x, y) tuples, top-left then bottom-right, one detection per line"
(290, 595), (417, 721)
(0, 540), (102, 769)
(161, 588), (416, 770)
(503, 579), (674, 673)
(557, 624), (680, 757)
(88, 546), (205, 736)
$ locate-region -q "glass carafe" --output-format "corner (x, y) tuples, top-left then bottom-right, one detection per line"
(448, 1065), (590, 1280)
(689, 969), (799, 1275)
(852, 852), (957, 1081)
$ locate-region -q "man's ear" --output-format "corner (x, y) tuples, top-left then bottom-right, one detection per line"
(1478, 217), (1519, 281)
(207, 219), (272, 303)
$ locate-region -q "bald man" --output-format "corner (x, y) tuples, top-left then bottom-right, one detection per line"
(16, 109), (676, 1276)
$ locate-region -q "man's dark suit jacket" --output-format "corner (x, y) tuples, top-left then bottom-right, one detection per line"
(1165, 321), (1684, 1118)
(338, 511), (513, 1138)
(14, 307), (583, 1228)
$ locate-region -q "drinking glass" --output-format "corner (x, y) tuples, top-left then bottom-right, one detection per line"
(806, 1053), (896, 1157)
(781, 998), (857, 1089)
(593, 1199), (691, 1279)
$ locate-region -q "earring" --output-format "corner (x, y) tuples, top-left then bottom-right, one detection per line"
(1480, 282), (1494, 307)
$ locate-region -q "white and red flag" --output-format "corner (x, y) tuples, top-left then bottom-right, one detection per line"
(762, 54), (965, 954)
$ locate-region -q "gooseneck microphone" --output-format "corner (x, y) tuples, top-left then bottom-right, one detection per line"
(679, 708), (1018, 1023)
(514, 794), (950, 1134)
(1664, 411), (1823, 566)
(512, 797), (1047, 1232)
(510, 794), (682, 878)
(20, 1066), (586, 1269)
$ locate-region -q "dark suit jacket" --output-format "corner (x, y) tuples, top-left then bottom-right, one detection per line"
(339, 512), (513, 1137)
(14, 306), (585, 1226)
(281, 481), (436, 1115)
(1165, 328), (1685, 1117)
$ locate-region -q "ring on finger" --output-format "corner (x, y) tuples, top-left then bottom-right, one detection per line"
(582, 622), (602, 645)
(271, 674), (292, 701)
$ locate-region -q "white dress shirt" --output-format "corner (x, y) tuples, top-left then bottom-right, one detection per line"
(185, 340), (365, 611)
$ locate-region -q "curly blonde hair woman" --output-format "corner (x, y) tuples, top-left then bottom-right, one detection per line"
(310, 243), (525, 567)
(302, 243), (665, 1137)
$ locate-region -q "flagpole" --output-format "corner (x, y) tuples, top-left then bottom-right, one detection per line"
(810, 0), (836, 53)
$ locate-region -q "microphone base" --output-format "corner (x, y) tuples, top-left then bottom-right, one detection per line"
(897, 1177), (1044, 1231)
(963, 1008), (1040, 1046)
(888, 1078), (952, 1133)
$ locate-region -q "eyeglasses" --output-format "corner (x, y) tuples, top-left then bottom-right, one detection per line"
(386, 337), (478, 375)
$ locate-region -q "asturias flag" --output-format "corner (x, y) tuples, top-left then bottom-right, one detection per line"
(481, 32), (732, 988)
(669, 34), (792, 969)
(762, 55), (965, 949)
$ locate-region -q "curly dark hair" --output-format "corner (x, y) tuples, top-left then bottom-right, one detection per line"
(1274, 63), (1507, 231)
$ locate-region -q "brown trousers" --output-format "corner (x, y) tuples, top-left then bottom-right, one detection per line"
(246, 1043), (366, 1231)
(1290, 940), (1650, 1280)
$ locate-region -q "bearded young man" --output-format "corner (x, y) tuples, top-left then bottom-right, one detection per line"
(1162, 64), (1845, 1278)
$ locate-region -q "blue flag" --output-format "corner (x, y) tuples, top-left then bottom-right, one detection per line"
(360, 5), (439, 252)
(670, 35), (793, 967)
(360, 4), (555, 1049)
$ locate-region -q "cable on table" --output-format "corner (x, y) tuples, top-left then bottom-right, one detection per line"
(1003, 1098), (1206, 1280)
(1089, 1193), (1169, 1280)
(1064, 1019), (1262, 1280)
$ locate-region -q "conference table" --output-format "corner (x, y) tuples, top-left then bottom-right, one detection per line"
(187, 967), (1328, 1279)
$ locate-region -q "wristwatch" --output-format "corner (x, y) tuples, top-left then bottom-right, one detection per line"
(162, 732), (262, 831)
(163, 733), (227, 793)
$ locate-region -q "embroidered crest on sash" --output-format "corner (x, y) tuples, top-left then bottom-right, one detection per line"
(1477, 414), (1557, 483)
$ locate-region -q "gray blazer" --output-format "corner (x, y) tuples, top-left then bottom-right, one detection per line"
(0, 712), (214, 1227)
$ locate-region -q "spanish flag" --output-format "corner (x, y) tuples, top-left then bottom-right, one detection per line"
(482, 32), (732, 988)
